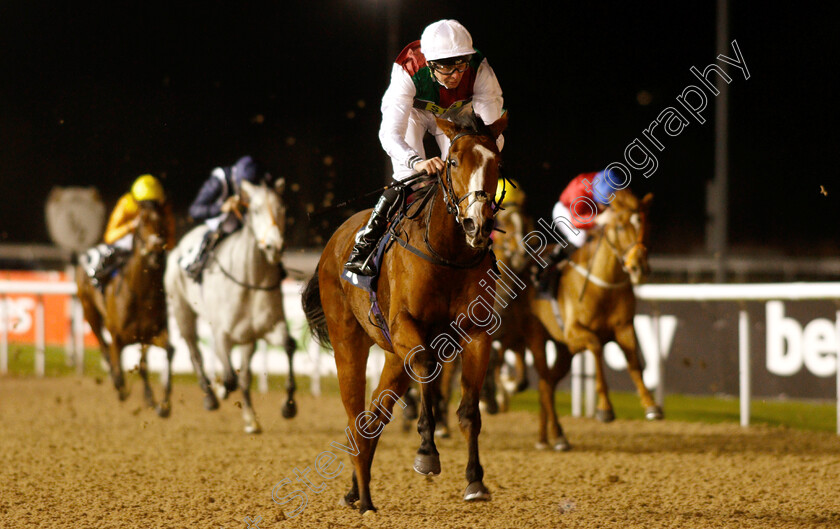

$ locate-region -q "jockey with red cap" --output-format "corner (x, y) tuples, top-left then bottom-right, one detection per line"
(344, 19), (505, 276)
(536, 170), (616, 290)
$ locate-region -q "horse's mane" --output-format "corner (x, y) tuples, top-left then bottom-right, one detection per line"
(448, 104), (493, 138)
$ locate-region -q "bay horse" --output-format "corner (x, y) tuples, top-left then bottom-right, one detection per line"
(528, 189), (660, 450)
(75, 201), (174, 417)
(165, 179), (297, 434)
(303, 109), (507, 513)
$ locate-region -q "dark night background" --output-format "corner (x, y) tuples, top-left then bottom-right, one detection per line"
(1, 1), (837, 255)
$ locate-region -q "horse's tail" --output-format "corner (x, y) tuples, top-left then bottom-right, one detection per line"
(302, 266), (332, 349)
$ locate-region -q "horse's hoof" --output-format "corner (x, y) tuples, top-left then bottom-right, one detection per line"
(244, 422), (262, 435)
(535, 442), (549, 450)
(156, 403), (171, 418)
(117, 388), (130, 401)
(434, 427), (450, 439)
(553, 437), (572, 452)
(203, 394), (220, 411)
(361, 508), (377, 517)
(464, 481), (492, 502)
(595, 409), (615, 423)
(281, 400), (297, 419)
(645, 405), (664, 421)
(413, 453), (441, 476)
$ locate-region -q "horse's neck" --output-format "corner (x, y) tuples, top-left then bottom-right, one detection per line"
(227, 218), (275, 282)
(122, 248), (161, 294)
(576, 230), (627, 283)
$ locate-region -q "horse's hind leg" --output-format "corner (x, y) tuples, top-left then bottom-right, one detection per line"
(281, 331), (297, 419)
(529, 328), (569, 450)
(212, 331), (238, 399)
(175, 306), (218, 410)
(415, 360), (443, 475)
(614, 323), (663, 420)
(138, 344), (156, 409)
(238, 342), (261, 434)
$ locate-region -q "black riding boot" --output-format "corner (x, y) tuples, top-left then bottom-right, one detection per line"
(186, 229), (220, 283)
(344, 188), (400, 276)
(536, 243), (577, 293)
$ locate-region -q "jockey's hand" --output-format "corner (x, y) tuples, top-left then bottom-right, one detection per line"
(414, 157), (446, 176)
(221, 195), (241, 214)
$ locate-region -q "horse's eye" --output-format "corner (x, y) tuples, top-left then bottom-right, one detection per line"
(450, 159), (458, 168)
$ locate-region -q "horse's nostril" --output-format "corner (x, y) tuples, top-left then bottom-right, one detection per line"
(462, 218), (476, 235)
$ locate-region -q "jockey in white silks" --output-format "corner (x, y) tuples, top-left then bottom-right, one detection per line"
(344, 19), (505, 276)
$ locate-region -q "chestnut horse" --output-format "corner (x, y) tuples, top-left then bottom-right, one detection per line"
(76, 201), (174, 417)
(528, 189), (660, 450)
(303, 110), (507, 514)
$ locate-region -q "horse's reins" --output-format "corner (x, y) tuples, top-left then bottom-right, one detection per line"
(209, 187), (284, 291)
(389, 130), (503, 269)
(573, 211), (647, 299)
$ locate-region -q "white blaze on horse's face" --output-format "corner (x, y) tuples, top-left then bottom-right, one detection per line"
(460, 144), (497, 249)
(241, 181), (285, 265)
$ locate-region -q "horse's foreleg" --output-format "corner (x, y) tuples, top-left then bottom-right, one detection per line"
(238, 342), (261, 434)
(457, 336), (492, 502)
(107, 337), (129, 401)
(282, 331), (297, 419)
(138, 344), (156, 409)
(154, 336), (174, 418)
(614, 323), (663, 420)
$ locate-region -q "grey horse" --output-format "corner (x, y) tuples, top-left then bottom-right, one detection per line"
(165, 179), (297, 433)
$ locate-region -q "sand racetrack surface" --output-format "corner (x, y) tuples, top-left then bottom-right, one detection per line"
(1, 377), (839, 529)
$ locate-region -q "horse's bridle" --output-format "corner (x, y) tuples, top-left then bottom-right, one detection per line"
(438, 131), (502, 224)
(599, 210), (648, 276)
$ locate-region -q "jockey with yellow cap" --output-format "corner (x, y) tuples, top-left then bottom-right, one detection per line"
(83, 174), (176, 288)
(344, 19), (505, 276)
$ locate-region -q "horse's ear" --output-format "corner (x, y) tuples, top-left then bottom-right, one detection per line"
(274, 177), (286, 195)
(487, 111), (508, 140)
(642, 192), (654, 209)
(436, 117), (459, 140)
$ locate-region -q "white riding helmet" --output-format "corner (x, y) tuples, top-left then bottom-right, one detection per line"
(420, 19), (476, 62)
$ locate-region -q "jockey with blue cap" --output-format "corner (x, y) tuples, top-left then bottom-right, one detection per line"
(344, 19), (505, 276)
(537, 170), (616, 289)
(183, 155), (273, 282)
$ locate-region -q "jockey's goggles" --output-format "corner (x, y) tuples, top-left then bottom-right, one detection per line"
(430, 62), (469, 76)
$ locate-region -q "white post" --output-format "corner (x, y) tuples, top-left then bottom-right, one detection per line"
(308, 338), (321, 397)
(570, 352), (582, 417)
(35, 295), (45, 377)
(257, 341), (269, 394)
(584, 350), (596, 418)
(835, 310), (840, 435)
(653, 309), (665, 407)
(73, 297), (85, 375)
(1, 296), (8, 374)
(739, 307), (750, 427)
